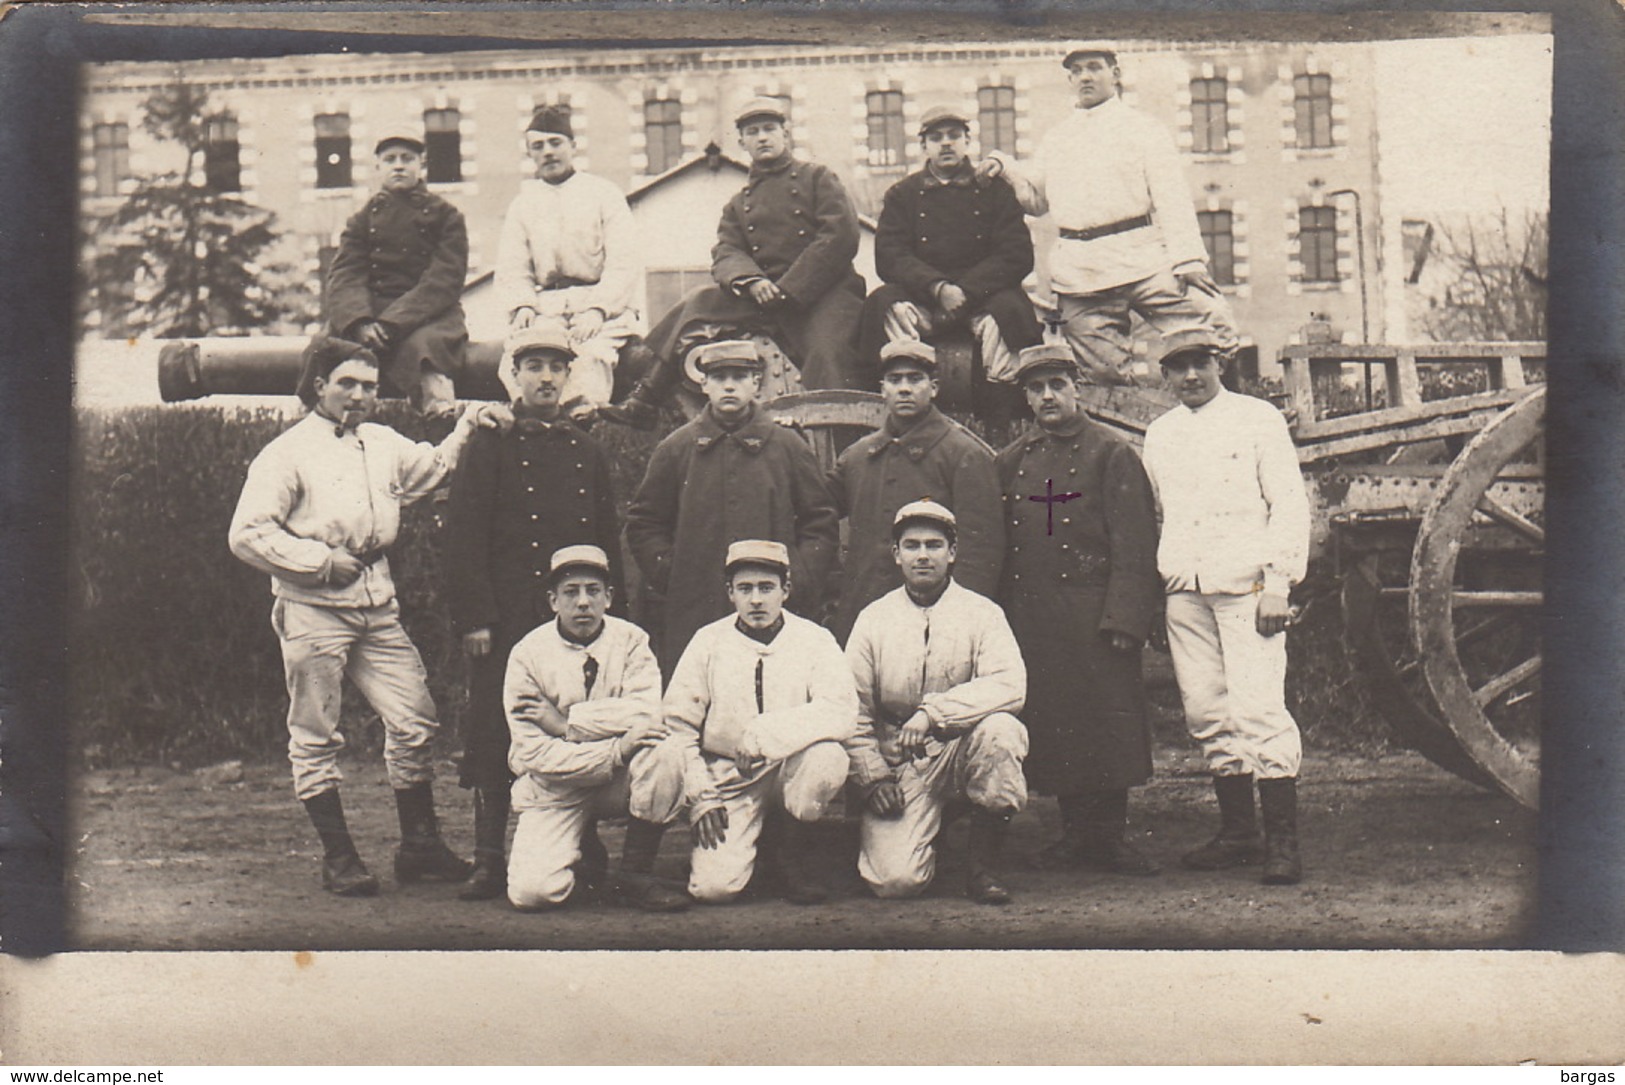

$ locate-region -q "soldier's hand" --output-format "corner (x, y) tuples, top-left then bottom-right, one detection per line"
(623, 715), (669, 753)
(1176, 265), (1223, 299)
(936, 282), (969, 320)
(867, 779), (906, 819)
(897, 710), (932, 756)
(355, 321), (390, 353)
(747, 279), (786, 308)
(463, 627), (493, 658)
(569, 308), (606, 343)
(511, 307), (537, 331)
(694, 807), (729, 850)
(1103, 630), (1141, 653)
(974, 155), (1005, 182)
(473, 402), (516, 432)
(325, 549), (365, 587)
(1256, 592), (1293, 637)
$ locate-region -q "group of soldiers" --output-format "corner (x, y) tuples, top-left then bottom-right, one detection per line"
(226, 42), (1312, 913)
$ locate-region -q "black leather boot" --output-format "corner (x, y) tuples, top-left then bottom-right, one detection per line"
(1258, 777), (1303, 885)
(773, 817), (829, 905)
(1181, 774), (1265, 870)
(1076, 790), (1161, 876)
(966, 808), (1014, 904)
(458, 786), (510, 901)
(614, 817), (689, 911)
(393, 782), (473, 884)
(302, 789), (379, 897)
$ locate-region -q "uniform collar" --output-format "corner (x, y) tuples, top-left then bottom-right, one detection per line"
(372, 181), (430, 207)
(512, 400), (571, 433)
(1036, 411), (1091, 440)
(694, 403), (771, 454)
(921, 161), (975, 189)
(870, 406), (953, 461)
(747, 155), (795, 180)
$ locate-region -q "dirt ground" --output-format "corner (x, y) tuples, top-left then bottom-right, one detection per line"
(67, 744), (1537, 951)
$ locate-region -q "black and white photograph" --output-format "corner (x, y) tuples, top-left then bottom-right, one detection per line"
(2, 0), (1622, 1067)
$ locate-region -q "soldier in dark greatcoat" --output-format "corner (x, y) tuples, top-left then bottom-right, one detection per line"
(859, 106), (1042, 386)
(443, 324), (623, 901)
(601, 98), (864, 427)
(314, 123), (470, 417)
(996, 343), (1163, 875)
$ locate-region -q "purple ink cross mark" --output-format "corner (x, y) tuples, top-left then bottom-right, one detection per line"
(1027, 478), (1083, 535)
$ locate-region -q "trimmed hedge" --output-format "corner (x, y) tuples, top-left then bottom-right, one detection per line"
(69, 400), (1393, 769)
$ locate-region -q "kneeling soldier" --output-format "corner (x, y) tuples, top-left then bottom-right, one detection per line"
(627, 540), (858, 904)
(845, 500), (1029, 904)
(503, 546), (686, 910)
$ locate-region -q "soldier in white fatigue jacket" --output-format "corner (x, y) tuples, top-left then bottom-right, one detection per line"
(502, 545), (686, 911)
(1140, 329), (1312, 885)
(628, 539), (858, 904)
(843, 500), (1029, 904)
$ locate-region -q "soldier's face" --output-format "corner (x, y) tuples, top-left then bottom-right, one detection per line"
(737, 119), (789, 163)
(1162, 353), (1225, 409)
(1067, 56), (1119, 109)
(727, 567), (788, 629)
(894, 524), (956, 595)
(514, 352), (571, 410)
(376, 146), (423, 191)
(921, 125), (970, 170)
(701, 365), (761, 420)
(1023, 371), (1083, 428)
(527, 132), (576, 182)
(313, 359), (380, 426)
(548, 573), (611, 641)
(880, 364), (937, 423)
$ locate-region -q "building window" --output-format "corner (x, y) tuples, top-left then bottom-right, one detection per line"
(423, 107), (462, 184)
(646, 268), (712, 321)
(314, 113), (352, 189)
(1294, 73), (1334, 149)
(203, 114), (241, 192)
(865, 89), (906, 168)
(1198, 210), (1236, 285)
(977, 85), (1017, 155)
(1190, 77), (1229, 154)
(1299, 205), (1339, 282)
(92, 121), (130, 198)
(644, 97), (683, 175)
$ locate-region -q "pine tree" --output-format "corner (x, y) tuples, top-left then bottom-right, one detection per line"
(84, 76), (318, 338)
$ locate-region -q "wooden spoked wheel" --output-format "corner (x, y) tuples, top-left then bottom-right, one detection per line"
(1409, 385), (1545, 809)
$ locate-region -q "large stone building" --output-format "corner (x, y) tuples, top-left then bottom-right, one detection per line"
(81, 39), (1386, 375)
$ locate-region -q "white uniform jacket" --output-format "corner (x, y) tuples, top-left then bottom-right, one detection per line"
(1142, 388), (1312, 598)
(503, 615), (663, 806)
(844, 580), (1027, 789)
(990, 96), (1208, 296)
(494, 172), (644, 327)
(663, 611), (858, 817)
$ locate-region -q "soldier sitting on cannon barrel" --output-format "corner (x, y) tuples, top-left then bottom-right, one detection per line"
(600, 97), (864, 428)
(320, 121), (470, 419)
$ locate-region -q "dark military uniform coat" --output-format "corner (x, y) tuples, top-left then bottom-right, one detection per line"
(444, 407), (621, 787)
(624, 403), (840, 674)
(827, 406), (1004, 641)
(644, 156), (864, 390)
(858, 164), (1042, 374)
(325, 181), (469, 399)
(996, 414), (1161, 794)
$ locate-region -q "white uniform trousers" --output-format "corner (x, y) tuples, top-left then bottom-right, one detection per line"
(859, 713), (1029, 899)
(272, 597), (439, 801)
(1164, 589), (1302, 779)
(507, 762), (637, 909)
(629, 738), (849, 904)
(1058, 267), (1238, 384)
(883, 301), (1019, 384)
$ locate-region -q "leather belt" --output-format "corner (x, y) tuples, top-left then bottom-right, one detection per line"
(1059, 214), (1152, 242)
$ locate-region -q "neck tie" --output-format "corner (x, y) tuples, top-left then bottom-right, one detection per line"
(583, 656), (599, 698)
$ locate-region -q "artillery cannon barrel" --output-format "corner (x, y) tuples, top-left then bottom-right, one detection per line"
(157, 337), (509, 402)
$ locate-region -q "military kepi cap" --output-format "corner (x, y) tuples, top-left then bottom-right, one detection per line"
(918, 106), (971, 137)
(878, 339), (938, 372)
(725, 539), (791, 575)
(506, 323), (575, 361)
(527, 105), (574, 139)
(685, 338), (762, 385)
(734, 97), (788, 128)
(1157, 328), (1230, 367)
(548, 544), (612, 586)
(892, 498), (958, 540)
(374, 125), (426, 156)
(1012, 342), (1080, 384)
(1062, 41), (1119, 69)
